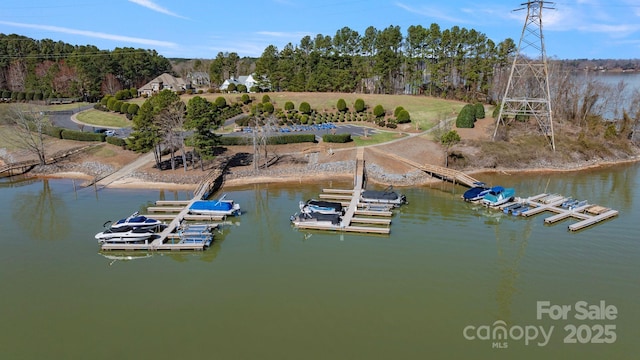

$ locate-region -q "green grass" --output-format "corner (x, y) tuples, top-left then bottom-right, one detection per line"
(352, 129), (407, 147)
(75, 110), (131, 128)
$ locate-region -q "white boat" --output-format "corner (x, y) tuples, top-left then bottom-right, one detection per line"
(481, 186), (516, 207)
(299, 199), (344, 215)
(94, 226), (155, 244)
(108, 211), (163, 230)
(291, 212), (342, 225)
(360, 186), (407, 207)
(189, 194), (241, 216)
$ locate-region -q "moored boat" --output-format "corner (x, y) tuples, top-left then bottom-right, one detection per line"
(481, 186), (516, 207)
(95, 225), (155, 244)
(189, 194), (241, 216)
(360, 186), (407, 207)
(463, 182), (491, 202)
(290, 211), (342, 225)
(108, 211), (163, 230)
(300, 199), (344, 215)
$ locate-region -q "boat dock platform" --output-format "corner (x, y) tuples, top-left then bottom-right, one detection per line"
(496, 193), (619, 231)
(292, 148), (395, 234)
(101, 168), (226, 251)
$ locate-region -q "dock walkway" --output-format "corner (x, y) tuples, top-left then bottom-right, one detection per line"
(368, 147), (480, 187)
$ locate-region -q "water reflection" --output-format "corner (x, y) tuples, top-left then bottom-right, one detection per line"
(11, 179), (70, 240)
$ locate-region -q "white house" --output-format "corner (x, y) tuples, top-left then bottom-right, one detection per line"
(219, 73), (265, 92)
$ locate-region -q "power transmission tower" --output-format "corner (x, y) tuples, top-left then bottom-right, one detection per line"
(493, 1), (556, 151)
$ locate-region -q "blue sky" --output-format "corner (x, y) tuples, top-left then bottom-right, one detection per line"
(1, 0), (639, 60)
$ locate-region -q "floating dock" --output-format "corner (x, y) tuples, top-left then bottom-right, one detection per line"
(101, 168), (227, 251)
(291, 148), (396, 234)
(494, 193), (619, 231)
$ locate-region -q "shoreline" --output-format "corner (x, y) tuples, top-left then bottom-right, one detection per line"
(31, 154), (640, 190)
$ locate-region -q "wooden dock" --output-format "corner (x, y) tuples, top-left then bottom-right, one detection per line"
(499, 193), (620, 231)
(100, 168), (227, 251)
(292, 148), (402, 235)
(367, 147), (480, 187)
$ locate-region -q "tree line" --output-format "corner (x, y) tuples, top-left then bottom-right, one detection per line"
(209, 24), (516, 102)
(0, 33), (172, 100)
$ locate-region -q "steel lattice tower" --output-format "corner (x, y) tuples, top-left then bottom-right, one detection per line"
(493, 1), (556, 151)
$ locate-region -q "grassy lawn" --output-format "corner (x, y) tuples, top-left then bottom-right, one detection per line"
(179, 92), (466, 129)
(75, 110), (131, 128)
(352, 129), (407, 147)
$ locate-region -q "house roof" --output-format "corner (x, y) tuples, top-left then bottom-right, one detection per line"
(139, 73), (188, 91)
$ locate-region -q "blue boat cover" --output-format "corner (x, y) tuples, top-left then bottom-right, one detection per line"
(190, 200), (234, 211)
(490, 186), (505, 193)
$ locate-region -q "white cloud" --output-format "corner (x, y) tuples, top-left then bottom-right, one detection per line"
(128, 0), (188, 19)
(0, 21), (178, 48)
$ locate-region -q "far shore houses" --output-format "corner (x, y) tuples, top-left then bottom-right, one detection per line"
(138, 73), (266, 97)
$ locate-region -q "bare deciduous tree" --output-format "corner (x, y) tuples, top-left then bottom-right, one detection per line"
(0, 105), (51, 165)
(158, 101), (188, 171)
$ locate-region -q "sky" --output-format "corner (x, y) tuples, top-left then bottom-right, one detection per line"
(0, 0), (639, 60)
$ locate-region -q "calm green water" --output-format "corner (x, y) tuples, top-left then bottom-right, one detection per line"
(0, 164), (638, 359)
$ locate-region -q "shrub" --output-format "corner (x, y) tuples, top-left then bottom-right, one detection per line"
(337, 98), (347, 112)
(241, 94), (251, 104)
(1, 90), (10, 99)
(397, 110), (411, 124)
(61, 129), (105, 142)
(284, 101), (294, 111)
(106, 136), (127, 147)
(129, 88), (137, 98)
(237, 84), (247, 93)
(456, 104), (476, 128)
(322, 133), (352, 143)
(218, 136), (251, 146)
(474, 103), (485, 119)
(227, 83), (237, 93)
(43, 126), (64, 139)
(120, 103), (130, 114)
(107, 97), (117, 111)
(262, 94), (271, 103)
(214, 96), (227, 108)
(263, 102), (274, 114)
(354, 98), (365, 113)
(373, 104), (385, 118)
(113, 101), (123, 113)
(386, 122), (397, 129)
(299, 101), (311, 114)
(394, 106), (405, 117)
(127, 103), (139, 116)
(267, 134), (316, 145)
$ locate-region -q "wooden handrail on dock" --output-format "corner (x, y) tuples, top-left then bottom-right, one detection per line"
(367, 148), (480, 187)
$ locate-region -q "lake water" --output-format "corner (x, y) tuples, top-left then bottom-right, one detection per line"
(0, 164), (638, 359)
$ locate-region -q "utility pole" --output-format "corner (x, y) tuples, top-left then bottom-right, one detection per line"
(493, 1), (556, 151)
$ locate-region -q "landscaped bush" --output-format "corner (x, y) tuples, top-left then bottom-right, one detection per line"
(354, 98), (365, 113)
(474, 103), (485, 119)
(241, 94), (251, 104)
(218, 136), (251, 146)
(284, 101), (294, 111)
(120, 102), (130, 114)
(43, 126), (64, 139)
(299, 102), (311, 114)
(227, 83), (237, 93)
(373, 104), (385, 118)
(267, 134), (316, 145)
(397, 109), (411, 124)
(337, 98), (347, 112)
(322, 133), (352, 143)
(107, 98), (117, 111)
(262, 94), (271, 103)
(127, 103), (139, 116)
(106, 136), (127, 147)
(456, 104), (476, 128)
(394, 106), (405, 117)
(237, 84), (247, 93)
(61, 129), (105, 142)
(215, 96), (227, 108)
(263, 102), (274, 114)
(101, 95), (112, 106)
